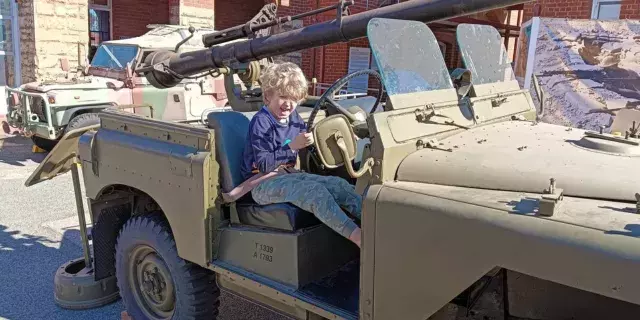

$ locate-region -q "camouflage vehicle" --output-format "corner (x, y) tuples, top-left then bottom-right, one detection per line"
(5, 24), (230, 151)
(24, 0), (640, 319)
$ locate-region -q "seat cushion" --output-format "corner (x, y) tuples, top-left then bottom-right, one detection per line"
(235, 195), (320, 232)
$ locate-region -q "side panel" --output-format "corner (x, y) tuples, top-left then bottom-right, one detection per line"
(80, 111), (213, 266)
(371, 182), (640, 320)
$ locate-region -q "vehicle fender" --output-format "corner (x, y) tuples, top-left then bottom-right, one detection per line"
(370, 181), (640, 319)
(55, 104), (115, 126)
(78, 118), (213, 267)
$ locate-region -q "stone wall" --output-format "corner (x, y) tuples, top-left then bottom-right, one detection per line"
(33, 0), (89, 82)
(169, 0), (215, 28)
(2, 1), (15, 87)
(11, 1), (37, 86)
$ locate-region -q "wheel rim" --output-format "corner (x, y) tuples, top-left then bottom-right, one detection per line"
(128, 245), (176, 319)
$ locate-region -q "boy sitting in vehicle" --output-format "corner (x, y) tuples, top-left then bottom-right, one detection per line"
(237, 62), (363, 248)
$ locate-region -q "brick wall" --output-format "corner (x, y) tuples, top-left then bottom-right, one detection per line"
(112, 0), (170, 39)
(33, 0), (90, 81)
(523, 0), (640, 22)
(621, 0), (640, 18)
(215, 0), (265, 30)
(523, 0), (593, 22)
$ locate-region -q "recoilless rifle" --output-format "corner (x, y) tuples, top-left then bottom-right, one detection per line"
(25, 0), (640, 319)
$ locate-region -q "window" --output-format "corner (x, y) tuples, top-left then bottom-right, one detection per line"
(90, 44), (139, 70)
(592, 0), (622, 20)
(89, 0), (111, 46)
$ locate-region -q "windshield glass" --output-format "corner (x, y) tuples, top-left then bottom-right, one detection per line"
(367, 18), (453, 96)
(90, 44), (138, 70)
(457, 24), (515, 85)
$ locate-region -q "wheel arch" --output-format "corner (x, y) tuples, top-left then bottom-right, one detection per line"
(89, 183), (176, 281)
(59, 102), (117, 126)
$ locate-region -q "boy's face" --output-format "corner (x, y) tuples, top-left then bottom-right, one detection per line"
(265, 92), (299, 120)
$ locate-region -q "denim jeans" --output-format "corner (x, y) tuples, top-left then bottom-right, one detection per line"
(251, 173), (361, 238)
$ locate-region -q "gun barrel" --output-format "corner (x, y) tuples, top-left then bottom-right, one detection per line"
(148, 0), (530, 87)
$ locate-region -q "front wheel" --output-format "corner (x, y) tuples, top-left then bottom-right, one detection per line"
(115, 214), (220, 320)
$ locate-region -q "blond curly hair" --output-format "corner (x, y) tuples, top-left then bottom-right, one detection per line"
(259, 62), (308, 103)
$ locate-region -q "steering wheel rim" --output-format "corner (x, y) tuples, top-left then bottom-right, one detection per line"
(306, 69), (384, 132)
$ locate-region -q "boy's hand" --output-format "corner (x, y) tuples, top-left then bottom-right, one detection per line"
(289, 132), (314, 150)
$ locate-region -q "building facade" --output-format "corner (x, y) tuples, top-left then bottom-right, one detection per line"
(523, 0), (640, 22)
(0, 0), (522, 100)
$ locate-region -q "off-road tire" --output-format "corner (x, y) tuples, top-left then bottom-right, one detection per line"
(30, 136), (58, 152)
(65, 112), (100, 133)
(115, 214), (220, 320)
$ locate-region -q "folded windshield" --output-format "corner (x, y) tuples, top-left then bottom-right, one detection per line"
(367, 18), (453, 96)
(91, 44), (138, 70)
(456, 24), (516, 85)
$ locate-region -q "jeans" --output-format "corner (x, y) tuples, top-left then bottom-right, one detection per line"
(251, 173), (361, 239)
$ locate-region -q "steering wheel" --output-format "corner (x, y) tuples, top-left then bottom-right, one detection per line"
(306, 69), (384, 132)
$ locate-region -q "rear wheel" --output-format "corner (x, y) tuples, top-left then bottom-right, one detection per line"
(115, 214), (220, 320)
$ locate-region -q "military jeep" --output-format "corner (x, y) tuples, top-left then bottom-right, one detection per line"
(25, 0), (640, 319)
(5, 25), (230, 151)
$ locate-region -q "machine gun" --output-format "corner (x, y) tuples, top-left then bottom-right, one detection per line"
(138, 0), (531, 111)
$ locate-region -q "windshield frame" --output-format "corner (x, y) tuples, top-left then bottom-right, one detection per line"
(367, 18), (459, 110)
(87, 43), (140, 79)
(456, 23), (517, 86)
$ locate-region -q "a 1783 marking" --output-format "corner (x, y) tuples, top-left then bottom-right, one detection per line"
(253, 242), (274, 263)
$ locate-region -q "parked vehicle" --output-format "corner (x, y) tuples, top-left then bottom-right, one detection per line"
(6, 25), (230, 151)
(26, 0), (640, 319)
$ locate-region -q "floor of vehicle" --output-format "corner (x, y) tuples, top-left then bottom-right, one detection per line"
(298, 258), (360, 316)
(213, 258), (360, 319)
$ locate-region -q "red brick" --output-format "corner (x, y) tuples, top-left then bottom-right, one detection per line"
(214, 0), (265, 30)
(112, 0), (170, 40)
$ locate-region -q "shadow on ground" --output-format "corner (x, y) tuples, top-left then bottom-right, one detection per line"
(0, 135), (47, 167)
(0, 225), (122, 320)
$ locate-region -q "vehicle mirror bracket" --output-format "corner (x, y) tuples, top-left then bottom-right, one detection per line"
(539, 178), (563, 217)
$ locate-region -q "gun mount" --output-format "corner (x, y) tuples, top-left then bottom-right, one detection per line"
(139, 0), (531, 90)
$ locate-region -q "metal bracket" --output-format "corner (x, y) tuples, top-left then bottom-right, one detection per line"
(491, 94), (507, 108)
(416, 138), (453, 152)
(337, 0), (354, 23)
(539, 178), (563, 217)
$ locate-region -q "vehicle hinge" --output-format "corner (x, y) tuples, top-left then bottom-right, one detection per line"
(539, 178), (563, 217)
(491, 94), (507, 108)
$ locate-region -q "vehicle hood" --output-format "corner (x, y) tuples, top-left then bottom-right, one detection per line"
(22, 75), (121, 92)
(396, 120), (640, 202)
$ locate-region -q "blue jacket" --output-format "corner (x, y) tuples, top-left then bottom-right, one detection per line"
(240, 107), (307, 181)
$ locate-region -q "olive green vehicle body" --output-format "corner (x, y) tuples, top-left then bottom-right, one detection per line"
(25, 8), (640, 320)
(5, 25), (230, 144)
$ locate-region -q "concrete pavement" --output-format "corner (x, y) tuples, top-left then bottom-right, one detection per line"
(0, 134), (289, 320)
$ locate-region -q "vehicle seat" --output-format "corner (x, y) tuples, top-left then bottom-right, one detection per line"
(207, 111), (321, 232)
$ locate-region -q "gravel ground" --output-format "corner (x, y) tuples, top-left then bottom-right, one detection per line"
(0, 134), (289, 320)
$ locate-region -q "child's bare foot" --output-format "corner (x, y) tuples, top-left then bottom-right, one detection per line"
(349, 227), (361, 248)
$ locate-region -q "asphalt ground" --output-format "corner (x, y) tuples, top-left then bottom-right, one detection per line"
(0, 133), (509, 320)
(0, 134), (289, 320)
